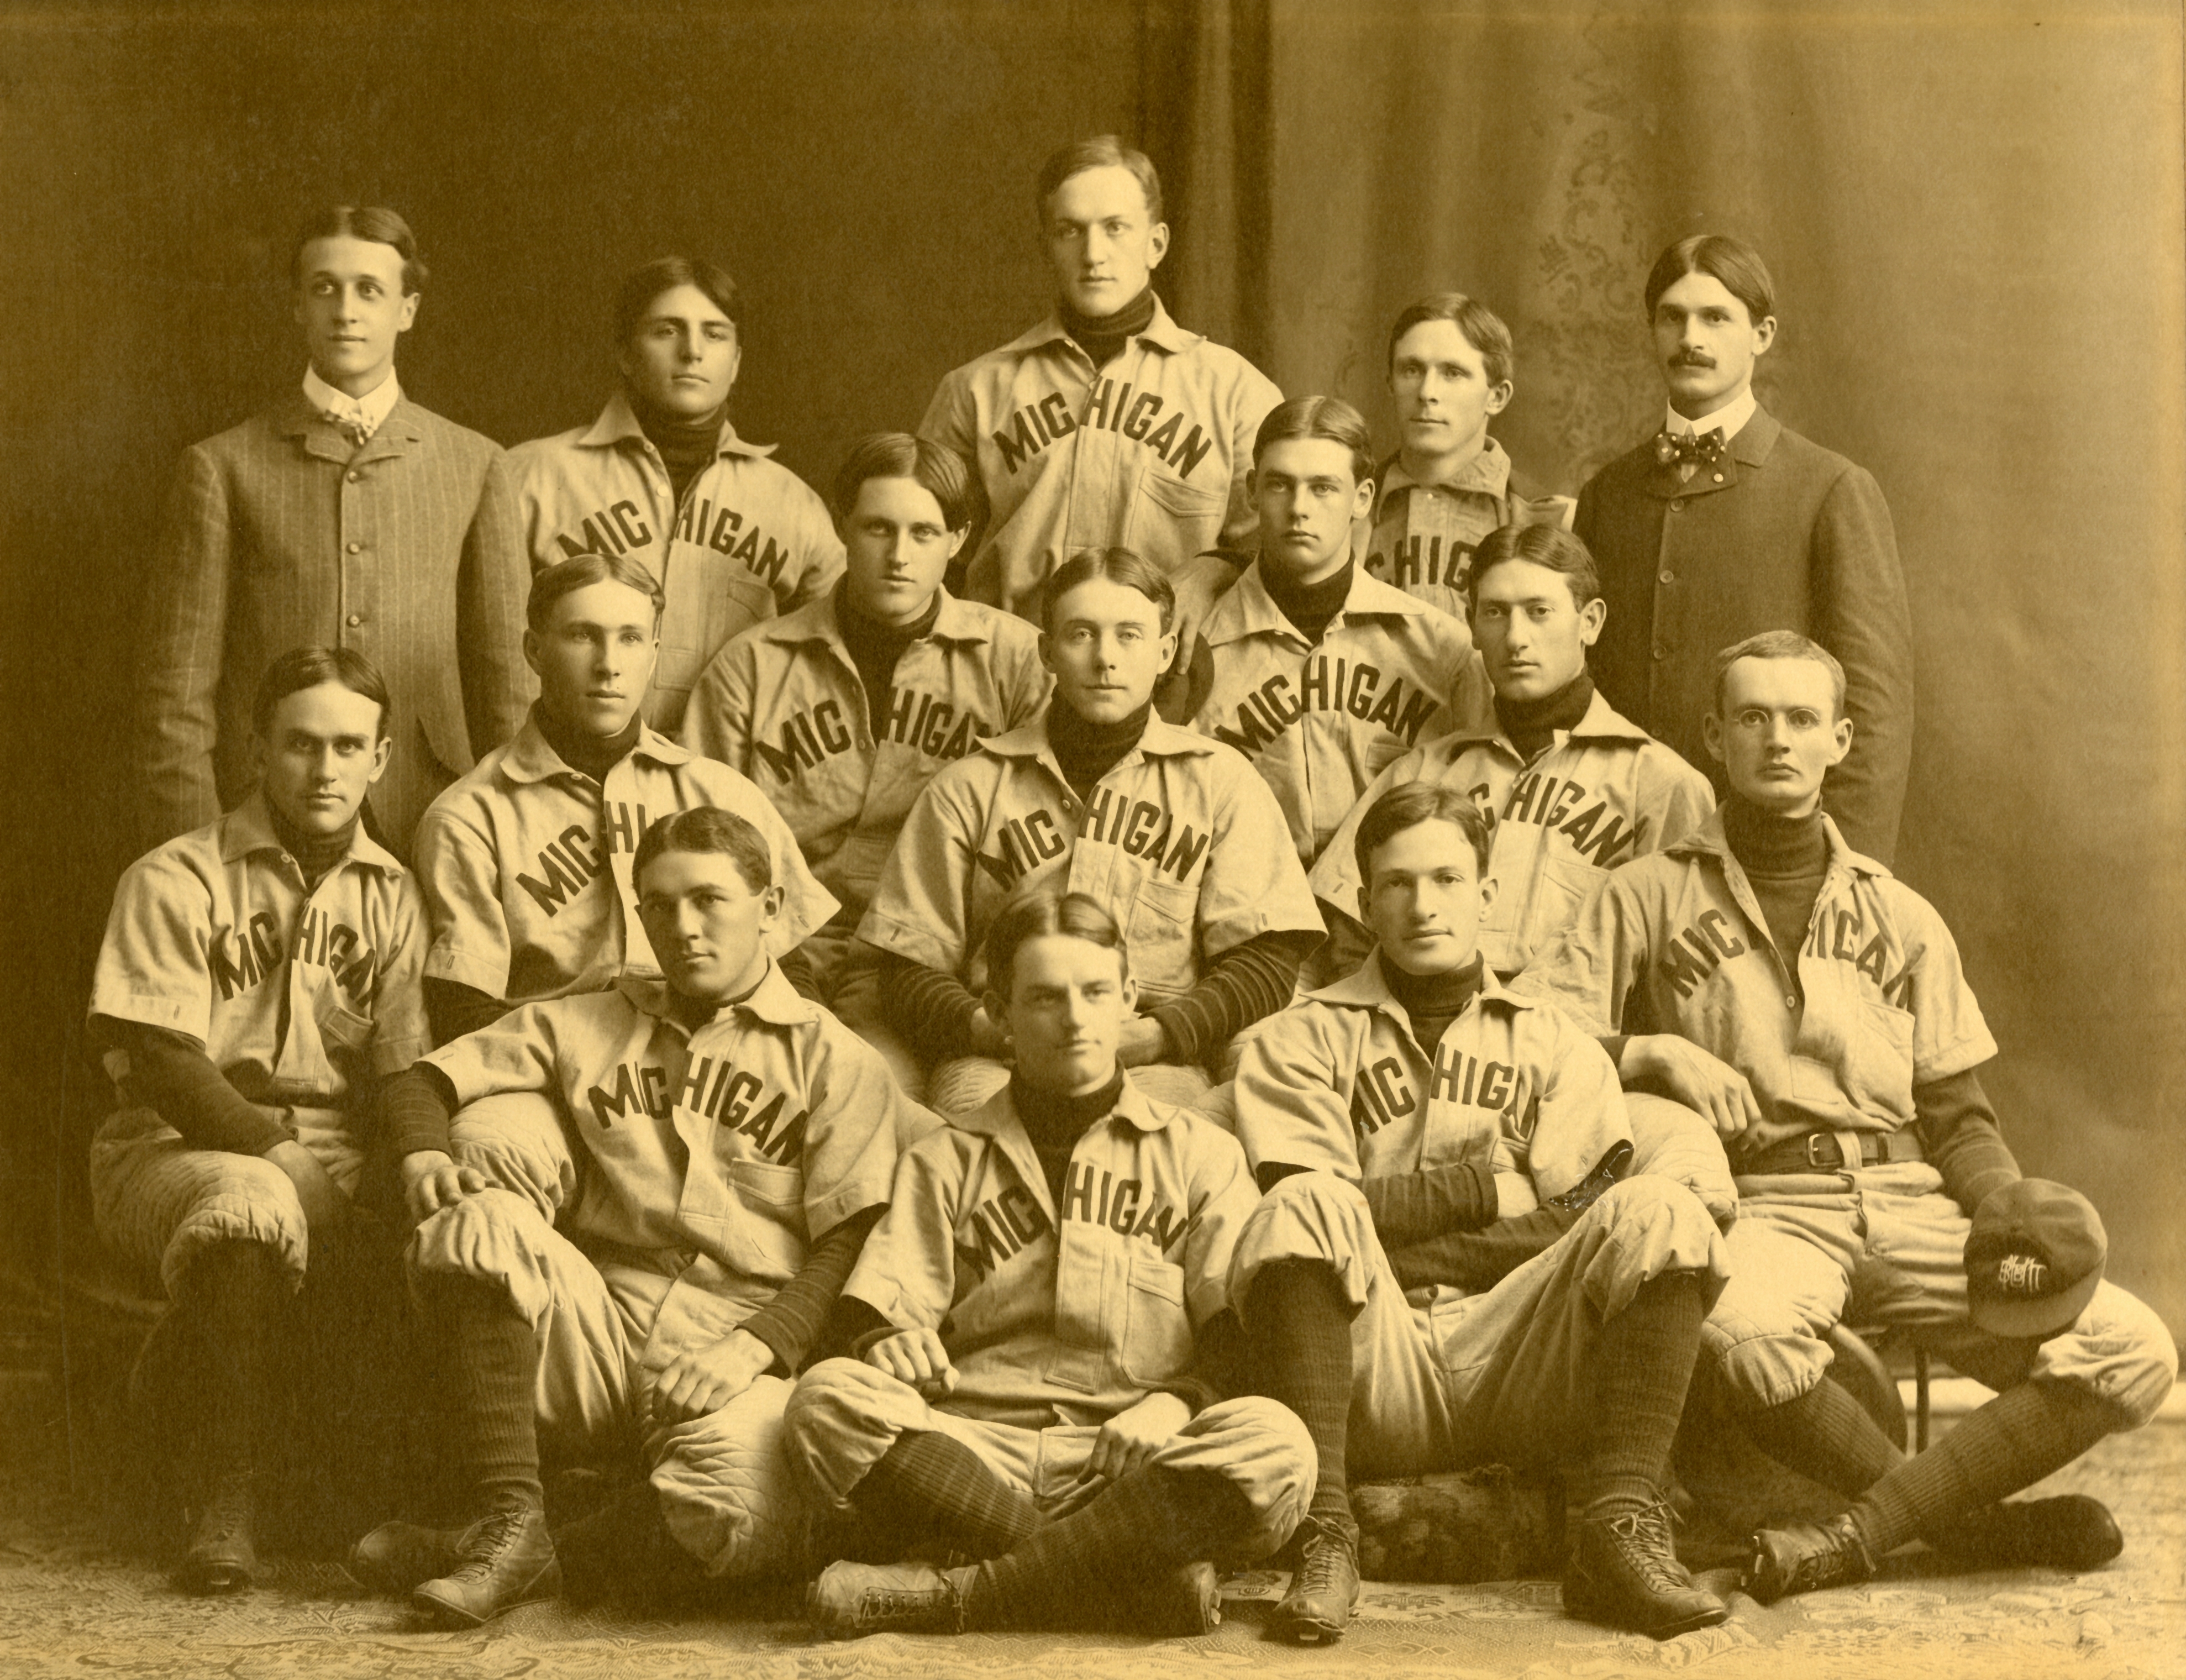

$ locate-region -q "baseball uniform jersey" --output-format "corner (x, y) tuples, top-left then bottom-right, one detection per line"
(413, 712), (836, 1009)
(919, 300), (1282, 618)
(1359, 439), (1574, 613)
(87, 794), (429, 1290)
(680, 590), (1050, 920)
(1233, 959), (1628, 1204)
(1512, 810), (1995, 1157)
(1180, 560), (1490, 865)
(510, 396), (845, 733)
(857, 709), (1324, 1005)
(1311, 689), (1716, 976)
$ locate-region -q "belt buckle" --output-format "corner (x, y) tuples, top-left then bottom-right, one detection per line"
(1803, 1132), (1851, 1169)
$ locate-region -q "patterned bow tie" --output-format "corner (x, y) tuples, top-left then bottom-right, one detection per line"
(1653, 427), (1726, 483)
(320, 410), (375, 450)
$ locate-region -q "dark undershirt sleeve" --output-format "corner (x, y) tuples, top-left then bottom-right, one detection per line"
(1385, 1204), (1582, 1294)
(381, 1063), (461, 1161)
(425, 978), (509, 1047)
(736, 1205), (886, 1377)
(1256, 1159), (1499, 1250)
(880, 953), (984, 1063)
(1147, 1306), (1248, 1415)
(1915, 1063), (2021, 1216)
(1148, 930), (1317, 1066)
(776, 944), (826, 1005)
(98, 1017), (292, 1156)
(815, 1294), (901, 1368)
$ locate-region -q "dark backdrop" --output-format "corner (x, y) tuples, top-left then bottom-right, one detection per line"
(4, 1), (2180, 1331)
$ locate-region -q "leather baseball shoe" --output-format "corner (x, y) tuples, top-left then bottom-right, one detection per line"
(1928, 1495), (2122, 1571)
(1742, 1512), (1875, 1604)
(348, 1520), (468, 1595)
(1271, 1514), (1361, 1643)
(1565, 1501), (1728, 1638)
(1546, 1142), (1636, 1215)
(413, 1507), (561, 1626)
(179, 1471), (258, 1594)
(808, 1559), (977, 1637)
(1139, 1559), (1224, 1637)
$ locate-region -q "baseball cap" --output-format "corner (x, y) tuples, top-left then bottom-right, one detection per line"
(1964, 1179), (2107, 1340)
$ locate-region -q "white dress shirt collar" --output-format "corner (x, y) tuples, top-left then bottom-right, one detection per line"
(1663, 385), (1756, 444)
(303, 366), (402, 437)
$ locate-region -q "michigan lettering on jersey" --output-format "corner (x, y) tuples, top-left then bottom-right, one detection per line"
(550, 500), (654, 561)
(1059, 1160), (1191, 1255)
(1212, 658), (1439, 758)
(588, 1054), (810, 1164)
(990, 378), (1217, 479)
(1371, 531), (1475, 594)
(208, 907), (381, 1004)
(974, 788), (1211, 891)
(670, 497), (793, 590)
(752, 691), (993, 783)
(1500, 773), (1644, 868)
(1350, 1044), (1523, 1137)
(517, 822), (605, 915)
(952, 1182), (1049, 1283)
(1802, 903), (1911, 1007)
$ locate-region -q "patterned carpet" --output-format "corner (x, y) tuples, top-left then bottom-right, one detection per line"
(2, 1364), (2180, 1680)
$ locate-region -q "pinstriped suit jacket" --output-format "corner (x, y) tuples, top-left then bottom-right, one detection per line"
(135, 390), (534, 862)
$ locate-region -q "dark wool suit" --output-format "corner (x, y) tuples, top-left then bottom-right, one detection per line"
(1576, 407), (1912, 863)
(136, 392), (533, 860)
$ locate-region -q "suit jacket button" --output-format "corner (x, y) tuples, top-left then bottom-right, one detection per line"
(346, 470), (362, 482)
(346, 613), (364, 627)
(1652, 645), (1668, 660)
(345, 542), (362, 554)
(1712, 472), (1726, 482)
(1670, 498), (1686, 512)
(1658, 569), (1674, 584)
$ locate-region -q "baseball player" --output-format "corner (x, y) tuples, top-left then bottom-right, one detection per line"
(681, 433), (1050, 1096)
(1515, 632), (2176, 1602)
(920, 135), (1281, 676)
(1362, 293), (1574, 616)
(509, 256), (844, 736)
(858, 548), (1326, 1115)
(1312, 522), (1714, 980)
(88, 647), (432, 1592)
(1227, 781), (1733, 1642)
(1169, 396), (1490, 869)
(783, 890), (1313, 1638)
(348, 807), (923, 1626)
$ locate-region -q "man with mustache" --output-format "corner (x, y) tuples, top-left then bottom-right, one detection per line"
(1574, 235), (1913, 863)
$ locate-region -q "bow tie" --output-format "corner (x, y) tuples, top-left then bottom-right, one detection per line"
(1653, 427), (1726, 482)
(319, 410), (375, 450)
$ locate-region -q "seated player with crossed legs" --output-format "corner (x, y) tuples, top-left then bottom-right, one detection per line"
(1516, 632), (2176, 1600)
(859, 548), (1325, 1113)
(1231, 784), (1733, 1642)
(784, 890), (1313, 1639)
(88, 648), (435, 1592)
(348, 807), (921, 1625)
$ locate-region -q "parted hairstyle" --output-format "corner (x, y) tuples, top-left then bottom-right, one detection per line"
(1465, 522), (1603, 612)
(251, 646), (392, 740)
(829, 433), (974, 533)
(292, 206), (426, 294)
(1037, 135), (1164, 226)
(527, 551), (666, 634)
(1386, 292), (1514, 391)
(1253, 395), (1373, 484)
(1041, 547), (1175, 633)
(1711, 629), (1847, 720)
(1353, 781), (1494, 883)
(633, 806), (774, 896)
(1644, 235), (1776, 326)
(614, 256), (739, 345)
(984, 889), (1129, 1000)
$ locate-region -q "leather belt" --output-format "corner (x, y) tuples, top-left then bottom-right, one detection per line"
(1740, 1128), (1925, 1175)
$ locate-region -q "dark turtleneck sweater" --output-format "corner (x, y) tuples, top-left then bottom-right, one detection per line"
(1048, 694), (1154, 804)
(1264, 558), (1354, 648)
(267, 805), (358, 894)
(1060, 284), (1158, 371)
(1496, 669), (1596, 763)
(1013, 1067), (1126, 1210)
(835, 580), (944, 737)
(535, 701), (644, 788)
(632, 393), (728, 508)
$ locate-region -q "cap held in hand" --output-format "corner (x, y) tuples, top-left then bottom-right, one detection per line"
(1964, 1179), (2106, 1340)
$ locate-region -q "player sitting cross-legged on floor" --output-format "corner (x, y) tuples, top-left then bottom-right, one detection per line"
(1515, 630), (2177, 1602)
(348, 806), (922, 1625)
(858, 547), (1325, 1114)
(88, 647), (432, 1593)
(1229, 782), (1735, 1643)
(784, 890), (1314, 1639)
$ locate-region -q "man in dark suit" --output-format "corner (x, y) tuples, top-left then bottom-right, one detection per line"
(1575, 235), (1912, 863)
(135, 206), (531, 861)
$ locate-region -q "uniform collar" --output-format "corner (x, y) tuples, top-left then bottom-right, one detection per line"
(577, 391), (779, 460)
(218, 790), (404, 876)
(1445, 686), (1654, 754)
(614, 959), (818, 1031)
(1667, 805), (1890, 880)
(982, 705), (1218, 764)
(1001, 294), (1200, 360)
(1378, 434), (1513, 503)
(758, 587), (995, 649)
(498, 708), (693, 785)
(1309, 948), (1536, 1020)
(953, 1069), (1174, 1141)
(1204, 559), (1431, 647)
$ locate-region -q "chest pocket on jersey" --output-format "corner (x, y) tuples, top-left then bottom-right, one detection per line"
(1125, 471), (1227, 575)
(729, 1157), (805, 1218)
(657, 560), (775, 699)
(317, 1002), (375, 1054)
(1120, 1249), (1192, 1385)
(1857, 997), (1917, 1100)
(1123, 874), (1199, 1001)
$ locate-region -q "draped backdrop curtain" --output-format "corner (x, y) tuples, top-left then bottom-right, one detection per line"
(1148, 0), (2185, 1329)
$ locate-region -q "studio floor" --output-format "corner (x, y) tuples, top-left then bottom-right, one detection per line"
(1, 1359), (2179, 1680)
